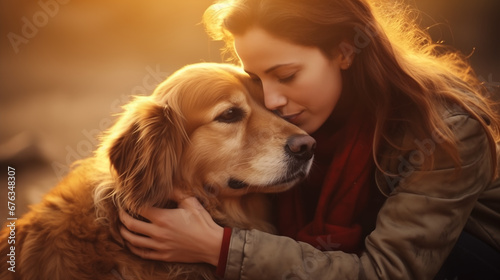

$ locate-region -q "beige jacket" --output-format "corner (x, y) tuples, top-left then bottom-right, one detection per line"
(222, 104), (500, 279)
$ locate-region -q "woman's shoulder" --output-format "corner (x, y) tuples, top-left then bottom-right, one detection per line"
(375, 98), (495, 195)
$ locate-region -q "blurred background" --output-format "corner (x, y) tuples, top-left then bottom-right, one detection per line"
(1, 0), (499, 220)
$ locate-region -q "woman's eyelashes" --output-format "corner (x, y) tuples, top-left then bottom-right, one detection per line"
(278, 73), (296, 84)
(247, 71), (297, 85)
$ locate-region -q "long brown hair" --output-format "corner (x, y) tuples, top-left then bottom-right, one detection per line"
(203, 0), (500, 179)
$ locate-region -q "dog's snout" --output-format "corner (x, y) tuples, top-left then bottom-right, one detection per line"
(285, 135), (316, 161)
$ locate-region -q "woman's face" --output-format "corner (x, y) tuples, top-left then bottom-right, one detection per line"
(234, 28), (348, 134)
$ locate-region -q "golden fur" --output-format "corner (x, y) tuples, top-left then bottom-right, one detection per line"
(0, 63), (314, 280)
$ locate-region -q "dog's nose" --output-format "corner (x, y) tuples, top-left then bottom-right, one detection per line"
(285, 135), (316, 161)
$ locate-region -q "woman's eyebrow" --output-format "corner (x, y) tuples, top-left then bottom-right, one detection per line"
(264, 63), (295, 74)
(244, 63), (297, 76)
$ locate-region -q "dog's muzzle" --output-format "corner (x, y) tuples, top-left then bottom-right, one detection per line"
(227, 134), (316, 190)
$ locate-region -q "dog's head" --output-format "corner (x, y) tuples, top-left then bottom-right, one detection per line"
(101, 63), (315, 213)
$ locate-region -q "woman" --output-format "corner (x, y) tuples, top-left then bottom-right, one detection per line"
(119, 0), (500, 278)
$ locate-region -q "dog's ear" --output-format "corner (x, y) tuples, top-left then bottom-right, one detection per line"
(107, 97), (186, 213)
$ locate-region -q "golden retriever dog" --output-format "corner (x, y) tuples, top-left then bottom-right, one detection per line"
(0, 63), (315, 280)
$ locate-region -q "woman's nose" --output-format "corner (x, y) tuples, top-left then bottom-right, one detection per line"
(262, 82), (287, 110)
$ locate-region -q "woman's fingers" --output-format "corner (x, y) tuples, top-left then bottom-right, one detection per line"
(119, 210), (161, 237)
(134, 206), (169, 225)
(126, 242), (162, 260)
(121, 228), (171, 261)
(134, 189), (191, 224)
(120, 225), (160, 249)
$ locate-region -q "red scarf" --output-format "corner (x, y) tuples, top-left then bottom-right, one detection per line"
(277, 111), (375, 253)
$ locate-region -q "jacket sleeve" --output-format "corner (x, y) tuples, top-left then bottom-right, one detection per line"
(222, 114), (495, 280)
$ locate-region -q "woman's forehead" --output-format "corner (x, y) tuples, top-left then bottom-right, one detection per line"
(234, 28), (317, 72)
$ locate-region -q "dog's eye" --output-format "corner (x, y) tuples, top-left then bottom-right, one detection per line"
(215, 107), (245, 123)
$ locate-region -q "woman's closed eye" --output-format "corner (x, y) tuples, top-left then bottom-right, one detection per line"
(278, 73), (296, 84)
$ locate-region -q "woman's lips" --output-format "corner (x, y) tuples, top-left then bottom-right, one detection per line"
(280, 111), (303, 124)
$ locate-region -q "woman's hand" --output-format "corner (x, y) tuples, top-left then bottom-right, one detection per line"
(119, 196), (224, 266)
